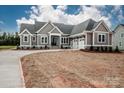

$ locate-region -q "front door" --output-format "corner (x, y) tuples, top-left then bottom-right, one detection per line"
(51, 36), (59, 46)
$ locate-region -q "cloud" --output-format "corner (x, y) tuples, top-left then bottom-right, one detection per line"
(16, 5), (112, 28)
(0, 21), (4, 24)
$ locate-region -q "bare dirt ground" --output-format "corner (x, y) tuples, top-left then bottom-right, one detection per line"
(21, 50), (124, 88)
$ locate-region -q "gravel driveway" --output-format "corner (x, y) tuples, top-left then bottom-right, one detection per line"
(0, 49), (65, 88)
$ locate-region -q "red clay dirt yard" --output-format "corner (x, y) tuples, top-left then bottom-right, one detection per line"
(21, 50), (124, 88)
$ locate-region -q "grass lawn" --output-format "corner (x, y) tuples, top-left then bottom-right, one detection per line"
(0, 45), (16, 50)
(21, 51), (124, 88)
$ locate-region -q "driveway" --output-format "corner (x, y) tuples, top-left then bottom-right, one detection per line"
(0, 49), (66, 88)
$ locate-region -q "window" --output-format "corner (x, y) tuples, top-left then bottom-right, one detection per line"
(98, 34), (106, 43)
(45, 37), (47, 43)
(24, 35), (28, 42)
(41, 37), (44, 43)
(119, 42), (122, 46)
(61, 38), (63, 43)
(33, 36), (35, 41)
(41, 36), (47, 44)
(61, 37), (69, 44)
(121, 33), (124, 37)
(64, 38), (66, 43)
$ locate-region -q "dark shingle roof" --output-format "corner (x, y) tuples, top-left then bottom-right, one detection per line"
(71, 19), (98, 35)
(20, 19), (100, 35)
(20, 23), (35, 34)
(53, 23), (74, 34)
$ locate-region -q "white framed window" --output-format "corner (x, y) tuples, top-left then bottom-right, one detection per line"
(41, 36), (48, 44)
(32, 36), (36, 42)
(119, 42), (122, 46)
(23, 35), (28, 42)
(98, 34), (106, 43)
(61, 37), (69, 44)
(121, 33), (124, 37)
(45, 37), (47, 43)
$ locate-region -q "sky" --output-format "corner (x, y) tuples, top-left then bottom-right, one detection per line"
(0, 5), (124, 32)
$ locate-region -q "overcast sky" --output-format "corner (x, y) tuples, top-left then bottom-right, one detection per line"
(0, 5), (124, 32)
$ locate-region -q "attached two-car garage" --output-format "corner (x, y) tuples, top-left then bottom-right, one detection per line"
(72, 37), (85, 49)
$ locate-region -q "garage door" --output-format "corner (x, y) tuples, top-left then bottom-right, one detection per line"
(72, 38), (84, 49)
(73, 39), (78, 49)
(78, 38), (85, 49)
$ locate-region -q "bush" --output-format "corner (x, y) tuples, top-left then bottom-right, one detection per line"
(114, 46), (120, 52)
(90, 46), (93, 51)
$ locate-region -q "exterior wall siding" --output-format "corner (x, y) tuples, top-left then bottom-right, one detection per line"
(20, 35), (31, 46)
(37, 35), (49, 46)
(113, 26), (124, 50)
(87, 33), (92, 45)
(94, 32), (109, 45)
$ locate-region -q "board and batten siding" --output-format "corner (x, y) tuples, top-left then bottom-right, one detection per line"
(87, 33), (92, 45)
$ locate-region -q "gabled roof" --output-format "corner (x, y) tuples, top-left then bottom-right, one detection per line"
(20, 19), (107, 35)
(53, 23), (74, 34)
(113, 24), (124, 33)
(71, 19), (98, 35)
(20, 23), (35, 34)
(20, 21), (74, 34)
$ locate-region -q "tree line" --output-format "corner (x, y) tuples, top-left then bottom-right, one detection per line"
(0, 32), (20, 46)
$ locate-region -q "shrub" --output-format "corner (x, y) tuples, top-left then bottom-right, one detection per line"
(114, 46), (120, 52)
(90, 46), (93, 51)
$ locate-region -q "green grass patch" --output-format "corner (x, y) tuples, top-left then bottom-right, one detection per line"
(0, 45), (16, 50)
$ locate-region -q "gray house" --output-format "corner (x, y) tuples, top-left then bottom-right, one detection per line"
(19, 19), (112, 49)
(113, 24), (124, 50)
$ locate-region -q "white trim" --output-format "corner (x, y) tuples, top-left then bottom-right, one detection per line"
(93, 20), (111, 32)
(69, 32), (84, 37)
(50, 33), (61, 36)
(19, 29), (33, 36)
(30, 35), (32, 47)
(94, 31), (109, 33)
(93, 32), (94, 45)
(48, 27), (63, 34)
(20, 45), (32, 47)
(85, 45), (112, 47)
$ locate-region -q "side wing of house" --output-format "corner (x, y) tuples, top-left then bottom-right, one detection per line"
(92, 21), (112, 46)
(113, 25), (124, 50)
(19, 29), (32, 47)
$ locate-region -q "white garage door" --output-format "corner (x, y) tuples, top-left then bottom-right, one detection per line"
(73, 39), (78, 49)
(78, 38), (85, 49)
(73, 38), (84, 49)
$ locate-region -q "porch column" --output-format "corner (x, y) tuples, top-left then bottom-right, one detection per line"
(30, 35), (32, 48)
(59, 35), (61, 48)
(49, 34), (51, 48)
(92, 32), (94, 46)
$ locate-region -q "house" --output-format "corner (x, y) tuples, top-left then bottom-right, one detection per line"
(19, 19), (112, 50)
(112, 24), (124, 50)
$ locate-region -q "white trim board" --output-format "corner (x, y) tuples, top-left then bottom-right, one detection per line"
(19, 29), (33, 36)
